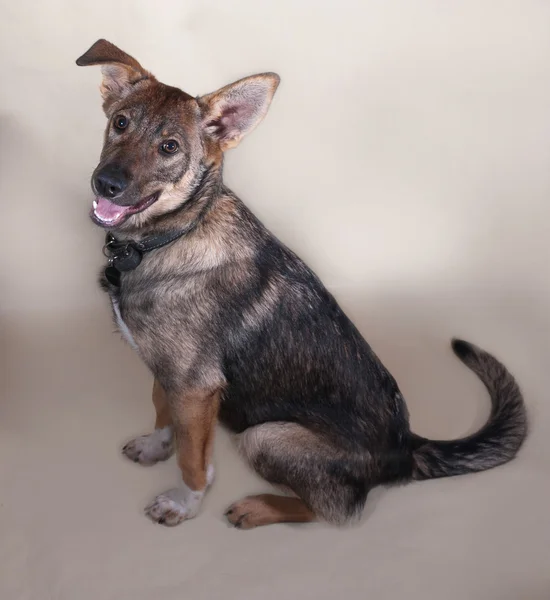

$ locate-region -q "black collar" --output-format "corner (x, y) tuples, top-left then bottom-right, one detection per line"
(103, 226), (194, 287)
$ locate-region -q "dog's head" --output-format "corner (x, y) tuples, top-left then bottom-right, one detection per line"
(76, 39), (279, 230)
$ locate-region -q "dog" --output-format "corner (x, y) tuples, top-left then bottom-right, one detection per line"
(76, 39), (527, 529)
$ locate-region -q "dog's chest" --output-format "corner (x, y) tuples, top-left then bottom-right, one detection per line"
(110, 297), (139, 350)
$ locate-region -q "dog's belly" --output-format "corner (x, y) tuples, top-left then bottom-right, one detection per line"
(111, 298), (139, 350)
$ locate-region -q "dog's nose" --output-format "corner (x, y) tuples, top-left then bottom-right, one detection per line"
(93, 164), (129, 199)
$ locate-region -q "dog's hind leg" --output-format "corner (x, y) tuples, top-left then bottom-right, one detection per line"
(122, 379), (174, 465)
(226, 422), (370, 529)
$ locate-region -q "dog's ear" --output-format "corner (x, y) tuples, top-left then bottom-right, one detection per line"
(76, 39), (153, 109)
(200, 73), (280, 151)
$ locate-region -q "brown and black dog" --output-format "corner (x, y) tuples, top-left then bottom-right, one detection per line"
(76, 40), (527, 529)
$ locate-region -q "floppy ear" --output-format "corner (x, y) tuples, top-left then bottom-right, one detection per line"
(76, 39), (154, 109)
(200, 73), (280, 151)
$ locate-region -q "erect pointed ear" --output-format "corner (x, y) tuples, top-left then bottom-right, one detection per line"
(76, 39), (154, 109)
(200, 73), (280, 151)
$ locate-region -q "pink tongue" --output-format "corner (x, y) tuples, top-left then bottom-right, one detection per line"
(95, 197), (131, 221)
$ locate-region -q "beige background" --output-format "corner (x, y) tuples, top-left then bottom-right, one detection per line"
(1, 1), (549, 599)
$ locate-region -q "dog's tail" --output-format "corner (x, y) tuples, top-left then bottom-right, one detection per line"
(411, 339), (527, 480)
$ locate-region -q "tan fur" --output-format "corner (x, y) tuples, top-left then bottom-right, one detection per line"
(160, 195), (256, 272)
(241, 275), (282, 329)
(152, 379), (171, 429)
(169, 388), (221, 491)
(225, 494), (315, 529)
(238, 421), (328, 461)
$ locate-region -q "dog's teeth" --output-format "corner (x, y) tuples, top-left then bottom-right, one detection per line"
(92, 200), (98, 209)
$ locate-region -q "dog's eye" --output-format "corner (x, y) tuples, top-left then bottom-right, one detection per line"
(160, 140), (179, 155)
(113, 115), (129, 131)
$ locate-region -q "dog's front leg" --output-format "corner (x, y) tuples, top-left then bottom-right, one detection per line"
(122, 379), (174, 466)
(145, 387), (220, 526)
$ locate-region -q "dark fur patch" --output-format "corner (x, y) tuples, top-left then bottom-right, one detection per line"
(412, 340), (527, 480)
(451, 338), (475, 361)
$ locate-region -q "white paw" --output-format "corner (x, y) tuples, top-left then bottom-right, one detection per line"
(145, 486), (204, 527)
(122, 427), (173, 466)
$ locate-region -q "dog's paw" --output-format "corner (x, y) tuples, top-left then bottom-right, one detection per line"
(122, 427), (173, 466)
(145, 486), (204, 527)
(225, 497), (266, 530)
(145, 493), (189, 526)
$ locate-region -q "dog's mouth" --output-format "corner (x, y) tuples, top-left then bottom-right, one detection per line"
(90, 192), (160, 228)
